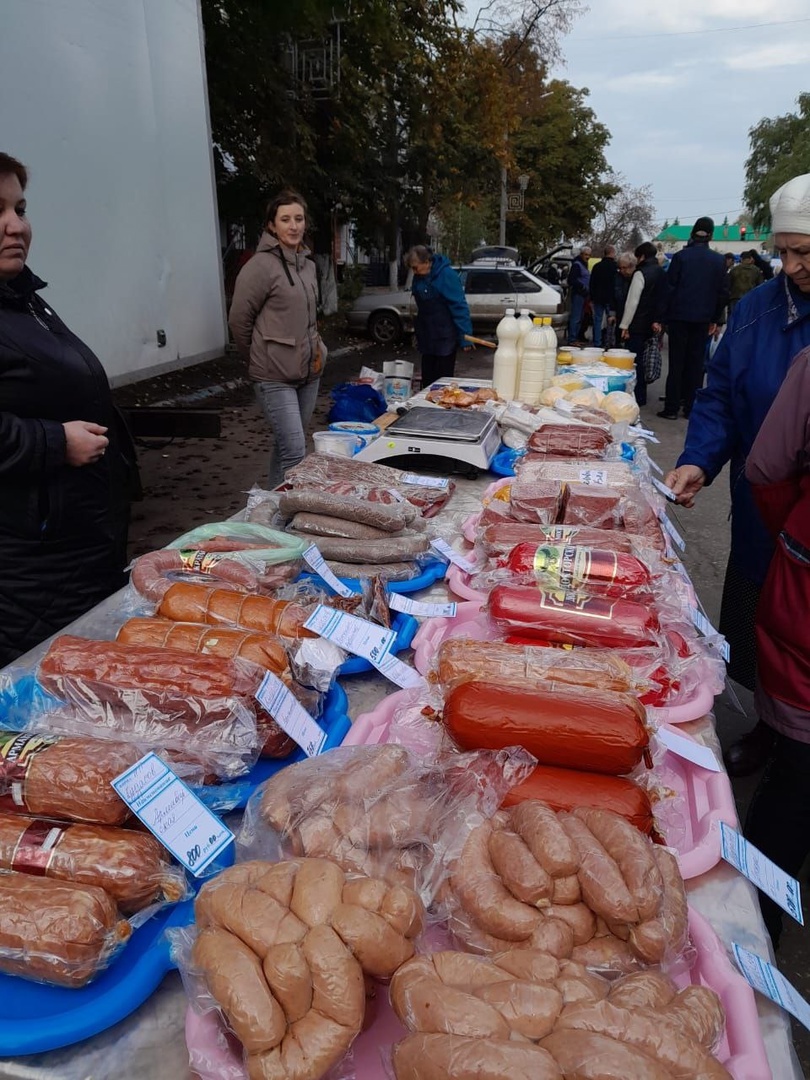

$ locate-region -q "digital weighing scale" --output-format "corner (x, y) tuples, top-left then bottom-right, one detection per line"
(356, 378), (502, 471)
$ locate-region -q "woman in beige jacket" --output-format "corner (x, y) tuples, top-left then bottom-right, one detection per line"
(229, 190), (327, 487)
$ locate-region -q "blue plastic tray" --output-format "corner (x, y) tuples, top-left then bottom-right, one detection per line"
(300, 555), (447, 595)
(338, 611), (418, 676)
(489, 445), (524, 478)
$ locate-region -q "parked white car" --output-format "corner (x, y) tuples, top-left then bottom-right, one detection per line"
(347, 264), (567, 345)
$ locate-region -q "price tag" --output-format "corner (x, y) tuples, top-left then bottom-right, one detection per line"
(401, 473), (449, 489)
(374, 651), (428, 690)
(720, 823), (804, 924)
(303, 605), (396, 666)
(388, 593), (457, 618)
(657, 727), (722, 772)
(255, 672), (327, 758)
(577, 468), (608, 486)
(302, 544), (360, 599)
(690, 607), (731, 661)
(629, 425), (660, 443)
(659, 513), (686, 552)
(430, 538), (477, 573)
(652, 476), (678, 502)
(112, 753), (233, 876)
(732, 944), (810, 1030)
(386, 488), (407, 502)
(648, 457), (663, 475)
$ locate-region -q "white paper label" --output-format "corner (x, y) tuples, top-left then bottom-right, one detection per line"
(303, 605), (396, 666)
(112, 753), (233, 876)
(401, 472), (449, 489)
(720, 823), (804, 925)
(660, 513), (686, 552)
(652, 476), (678, 502)
(630, 425), (660, 443)
(386, 488), (407, 502)
(430, 538), (477, 573)
(648, 457), (663, 475)
(554, 398), (575, 415)
(658, 727), (722, 772)
(255, 672), (327, 757)
(302, 544), (360, 598)
(577, 468), (608, 486)
(690, 607), (732, 661)
(374, 651), (428, 689)
(732, 944), (810, 1030)
(388, 593), (457, 618)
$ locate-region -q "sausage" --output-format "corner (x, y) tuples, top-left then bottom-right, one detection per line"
(502, 765), (655, 835)
(443, 681), (649, 775)
(629, 847), (688, 964)
(288, 512), (395, 541)
(663, 986), (725, 1051)
(0, 731), (138, 825)
(570, 935), (642, 975)
(130, 548), (295, 602)
(392, 1033), (564, 1080)
(390, 956), (511, 1038)
(528, 917), (575, 958)
(0, 872), (129, 987)
(474, 980), (563, 1040)
(488, 829), (553, 906)
(301, 924), (365, 1028)
(555, 959), (610, 1004)
(321, 560), (419, 582)
(499, 543), (651, 599)
(608, 971), (677, 1011)
(481, 522), (636, 558)
(117, 617), (291, 675)
(553, 999), (732, 1080)
(509, 801), (579, 877)
(193, 926), (287, 1053)
(434, 951), (515, 989)
(574, 808), (663, 921)
(560, 814), (638, 924)
(451, 822), (542, 942)
(196, 879), (308, 956)
(551, 875), (581, 905)
(158, 582), (317, 639)
(539, 1030), (675, 1080)
(0, 811), (185, 913)
(286, 531), (429, 564)
(261, 942), (312, 1024)
(250, 1010), (358, 1080)
(488, 583), (660, 649)
(279, 489), (417, 532)
(493, 949), (560, 984)
(290, 858), (345, 928)
(545, 903), (596, 946)
(329, 903), (416, 978)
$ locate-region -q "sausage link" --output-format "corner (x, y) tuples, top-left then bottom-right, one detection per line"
(560, 813), (638, 924)
(509, 802), (578, 877)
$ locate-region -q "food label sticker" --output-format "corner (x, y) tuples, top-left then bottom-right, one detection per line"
(303, 605), (396, 665)
(652, 476), (678, 502)
(659, 513), (686, 552)
(302, 544), (360, 599)
(430, 538), (477, 573)
(690, 607), (731, 661)
(629, 425), (660, 443)
(401, 472), (449, 489)
(255, 672), (327, 757)
(112, 752), (233, 876)
(657, 727), (722, 772)
(720, 823), (804, 925)
(388, 593), (457, 618)
(577, 468), (608, 486)
(732, 943), (810, 1030)
(373, 652), (428, 690)
(385, 488), (407, 502)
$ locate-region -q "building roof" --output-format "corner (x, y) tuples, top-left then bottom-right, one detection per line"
(655, 220), (772, 243)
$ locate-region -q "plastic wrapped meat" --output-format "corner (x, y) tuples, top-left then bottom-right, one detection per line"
(498, 544), (652, 599)
(509, 480), (565, 524)
(527, 423), (612, 459)
(563, 483), (622, 528)
(479, 523), (637, 558)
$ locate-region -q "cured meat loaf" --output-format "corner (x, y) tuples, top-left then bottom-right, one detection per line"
(499, 543), (651, 598)
(285, 532), (429, 563)
(158, 582), (316, 639)
(279, 489), (417, 531)
(0, 810), (185, 913)
(480, 522), (637, 558)
(502, 765), (655, 835)
(117, 617), (291, 674)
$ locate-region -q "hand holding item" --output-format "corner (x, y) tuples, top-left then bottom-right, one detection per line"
(63, 421), (109, 466)
(620, 329), (630, 342)
(663, 465), (706, 508)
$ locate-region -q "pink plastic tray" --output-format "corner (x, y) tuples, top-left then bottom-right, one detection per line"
(412, 600), (718, 725)
(461, 477), (512, 543)
(183, 904), (768, 1080)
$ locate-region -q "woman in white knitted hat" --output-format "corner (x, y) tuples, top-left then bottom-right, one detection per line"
(663, 173), (810, 776)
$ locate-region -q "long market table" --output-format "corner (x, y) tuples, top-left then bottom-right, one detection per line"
(0, 474), (802, 1080)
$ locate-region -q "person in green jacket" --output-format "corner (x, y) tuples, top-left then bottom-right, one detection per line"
(728, 251), (763, 314)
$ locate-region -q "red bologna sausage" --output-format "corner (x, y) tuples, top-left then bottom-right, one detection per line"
(498, 544), (651, 598)
(488, 584), (660, 649)
(442, 681), (649, 775)
(502, 765), (655, 835)
(480, 523), (636, 558)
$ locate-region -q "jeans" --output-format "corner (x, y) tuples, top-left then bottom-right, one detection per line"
(664, 321), (710, 415)
(592, 304), (608, 347)
(568, 293), (586, 343)
(254, 378), (321, 488)
(420, 352), (457, 389)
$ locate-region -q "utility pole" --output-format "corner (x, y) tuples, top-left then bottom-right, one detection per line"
(498, 162), (508, 246)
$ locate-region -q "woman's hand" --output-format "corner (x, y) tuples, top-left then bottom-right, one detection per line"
(63, 421), (109, 466)
(664, 464), (706, 508)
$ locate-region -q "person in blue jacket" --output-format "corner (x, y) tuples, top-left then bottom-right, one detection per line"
(405, 246), (472, 389)
(664, 173), (810, 775)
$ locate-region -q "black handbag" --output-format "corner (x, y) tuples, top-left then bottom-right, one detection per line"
(642, 335), (662, 383)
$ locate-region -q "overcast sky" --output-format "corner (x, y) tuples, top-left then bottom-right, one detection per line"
(466, 1), (810, 231)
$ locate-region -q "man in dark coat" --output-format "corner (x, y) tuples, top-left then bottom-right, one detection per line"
(659, 216), (729, 419)
(566, 246), (591, 344)
(588, 245), (618, 348)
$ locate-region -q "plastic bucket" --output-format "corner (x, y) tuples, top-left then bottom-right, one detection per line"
(383, 360), (414, 404)
(328, 421), (380, 448)
(312, 430), (363, 456)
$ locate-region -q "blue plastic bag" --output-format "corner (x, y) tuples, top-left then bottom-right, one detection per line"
(327, 383), (387, 424)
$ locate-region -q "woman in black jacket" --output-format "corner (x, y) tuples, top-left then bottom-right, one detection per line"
(0, 153), (138, 666)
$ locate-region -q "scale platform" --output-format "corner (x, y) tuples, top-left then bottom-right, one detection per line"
(356, 398), (501, 471)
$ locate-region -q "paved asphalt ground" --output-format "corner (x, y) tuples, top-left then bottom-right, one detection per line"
(115, 326), (809, 1075)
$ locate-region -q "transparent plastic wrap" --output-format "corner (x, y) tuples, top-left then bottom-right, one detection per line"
(129, 546), (303, 603)
(0, 871), (131, 987)
(478, 521), (646, 559)
(441, 803), (690, 974)
(238, 744), (536, 906)
(167, 521), (308, 558)
(508, 479), (566, 523)
(500, 426), (529, 450)
(391, 1033), (564, 1080)
(34, 636), (270, 777)
(278, 489), (419, 533)
(283, 531), (430, 565)
(440, 680), (650, 776)
(514, 456), (636, 487)
(474, 543), (653, 600)
(276, 576), (392, 629)
(172, 857), (425, 1080)
(487, 583), (661, 649)
(527, 422), (613, 459)
(157, 582), (317, 639)
(539, 1029), (729, 1080)
(0, 809), (187, 914)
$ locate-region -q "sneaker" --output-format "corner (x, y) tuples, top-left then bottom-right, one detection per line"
(656, 410), (679, 420)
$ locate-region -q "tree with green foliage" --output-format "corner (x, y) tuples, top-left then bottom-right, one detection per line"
(744, 93), (810, 230)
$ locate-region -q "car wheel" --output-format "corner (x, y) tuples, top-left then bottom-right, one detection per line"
(368, 310), (403, 346)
